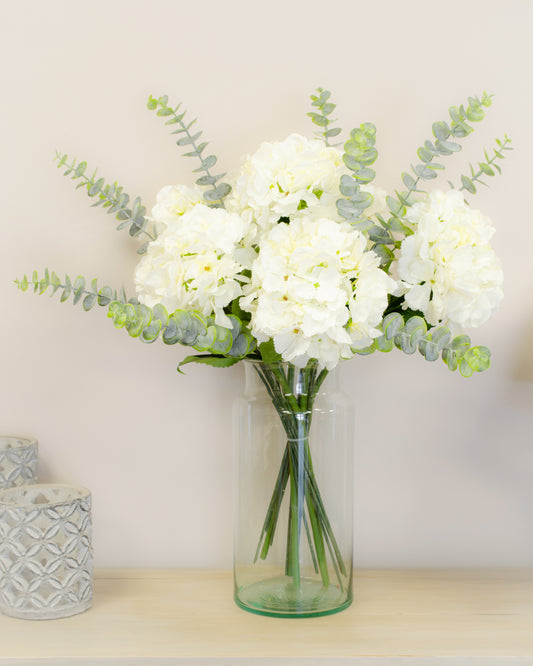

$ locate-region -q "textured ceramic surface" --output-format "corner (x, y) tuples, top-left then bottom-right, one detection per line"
(0, 484), (93, 619)
(0, 436), (38, 490)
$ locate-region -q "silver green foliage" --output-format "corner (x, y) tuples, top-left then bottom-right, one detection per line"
(342, 92), (498, 270)
(147, 95), (231, 209)
(394, 92), (494, 212)
(15, 270), (255, 363)
(336, 122), (378, 231)
(15, 270), (134, 310)
(450, 135), (513, 195)
(354, 313), (491, 377)
(307, 88), (342, 146)
(54, 153), (155, 254)
(107, 301), (256, 361)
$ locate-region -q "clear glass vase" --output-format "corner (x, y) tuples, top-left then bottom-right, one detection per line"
(233, 360), (353, 618)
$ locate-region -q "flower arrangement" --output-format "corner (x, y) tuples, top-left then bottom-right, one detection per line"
(17, 88), (509, 376)
(16, 88), (510, 615)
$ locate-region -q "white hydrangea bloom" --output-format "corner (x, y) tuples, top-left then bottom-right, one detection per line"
(397, 190), (503, 328)
(226, 133), (388, 247)
(226, 134), (342, 235)
(150, 184), (203, 232)
(241, 216), (396, 369)
(135, 204), (247, 327)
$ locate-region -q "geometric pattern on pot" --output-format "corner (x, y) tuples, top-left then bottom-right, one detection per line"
(0, 436), (38, 490)
(0, 484), (93, 620)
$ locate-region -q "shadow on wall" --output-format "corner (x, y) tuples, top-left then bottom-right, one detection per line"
(512, 312), (533, 383)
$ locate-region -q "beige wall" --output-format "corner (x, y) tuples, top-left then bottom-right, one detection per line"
(2, 0), (532, 568)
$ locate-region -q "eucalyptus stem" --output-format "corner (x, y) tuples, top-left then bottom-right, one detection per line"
(54, 153), (155, 243)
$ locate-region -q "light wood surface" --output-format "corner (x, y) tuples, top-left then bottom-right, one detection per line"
(0, 569), (532, 665)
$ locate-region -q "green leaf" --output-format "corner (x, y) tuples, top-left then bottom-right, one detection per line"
(451, 121), (472, 138)
(193, 325), (218, 352)
(98, 286), (113, 306)
(461, 175), (476, 194)
(418, 337), (440, 362)
(442, 348), (459, 372)
(382, 313), (404, 340)
(459, 357), (475, 377)
(466, 107), (485, 122)
(162, 316), (180, 345)
(209, 326), (233, 354)
(371, 244), (395, 266)
(375, 335), (393, 352)
(140, 319), (163, 343)
(435, 139), (461, 155)
(177, 132), (202, 146)
(201, 155), (217, 170)
(413, 164), (438, 180)
(88, 177), (105, 196)
(229, 332), (254, 357)
(60, 278), (71, 302)
(83, 293), (97, 311)
(432, 121), (450, 141)
(348, 164), (376, 183)
(196, 175), (216, 186)
(387, 195), (406, 218)
(464, 346), (491, 373)
(417, 146), (433, 163)
(401, 172), (417, 190)
(258, 340), (282, 364)
(449, 106), (462, 122)
(213, 183), (231, 199)
(75, 162), (87, 177)
(479, 162), (495, 176)
(308, 112), (328, 127)
(178, 354), (241, 373)
(337, 198), (364, 219)
(339, 175), (358, 197)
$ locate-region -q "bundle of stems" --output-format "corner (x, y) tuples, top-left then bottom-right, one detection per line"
(253, 361), (347, 591)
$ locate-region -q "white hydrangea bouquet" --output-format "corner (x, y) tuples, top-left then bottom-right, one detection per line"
(17, 88), (510, 615)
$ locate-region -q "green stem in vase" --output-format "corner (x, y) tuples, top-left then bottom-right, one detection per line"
(252, 361), (347, 591)
(302, 505), (319, 574)
(286, 442), (302, 588)
(254, 447), (289, 562)
(302, 449), (348, 578)
(304, 471), (329, 587)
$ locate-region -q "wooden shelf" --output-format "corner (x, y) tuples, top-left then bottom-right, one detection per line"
(0, 569), (532, 664)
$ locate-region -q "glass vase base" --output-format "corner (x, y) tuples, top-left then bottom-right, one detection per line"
(235, 576), (352, 618)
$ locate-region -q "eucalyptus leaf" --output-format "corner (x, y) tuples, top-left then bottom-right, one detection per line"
(148, 94), (232, 209)
(308, 88), (342, 146)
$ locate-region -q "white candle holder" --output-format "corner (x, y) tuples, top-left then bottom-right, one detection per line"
(0, 436), (38, 490)
(0, 484), (93, 619)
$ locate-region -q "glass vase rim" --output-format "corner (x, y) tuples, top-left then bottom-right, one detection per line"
(243, 358), (328, 371)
